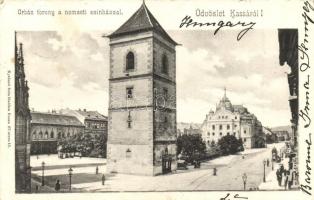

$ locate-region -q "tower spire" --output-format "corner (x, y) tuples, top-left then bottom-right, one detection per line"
(224, 87), (226, 98)
(15, 32), (18, 65)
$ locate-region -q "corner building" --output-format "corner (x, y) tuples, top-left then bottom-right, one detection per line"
(106, 2), (178, 175)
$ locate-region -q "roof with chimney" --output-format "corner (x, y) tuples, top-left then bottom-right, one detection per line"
(76, 109), (108, 121)
(108, 2), (177, 45)
(31, 112), (84, 127)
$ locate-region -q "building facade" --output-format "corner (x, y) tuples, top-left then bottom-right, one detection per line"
(30, 111), (85, 154)
(201, 89), (265, 149)
(60, 108), (108, 137)
(273, 130), (290, 141)
(106, 2), (177, 175)
(177, 123), (202, 137)
(15, 34), (32, 193)
(278, 28), (299, 184)
(278, 29), (298, 148)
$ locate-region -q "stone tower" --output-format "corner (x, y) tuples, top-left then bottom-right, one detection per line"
(106, 2), (177, 175)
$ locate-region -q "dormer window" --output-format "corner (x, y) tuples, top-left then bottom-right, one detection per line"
(126, 51), (135, 70)
(161, 54), (168, 74)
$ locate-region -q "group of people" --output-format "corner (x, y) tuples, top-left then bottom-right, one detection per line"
(276, 163), (294, 190)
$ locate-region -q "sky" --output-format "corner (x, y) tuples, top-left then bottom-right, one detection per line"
(18, 28), (291, 128)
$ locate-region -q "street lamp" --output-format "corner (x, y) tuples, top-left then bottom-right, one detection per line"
(41, 161), (45, 186)
(242, 173), (247, 190)
(263, 159), (266, 182)
(68, 167), (73, 191)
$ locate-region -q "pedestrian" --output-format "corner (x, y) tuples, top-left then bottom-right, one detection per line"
(279, 165), (284, 174)
(55, 179), (61, 191)
(266, 159), (270, 167)
(35, 185), (39, 193)
(288, 169), (293, 189)
(96, 166), (99, 174)
(213, 167), (217, 176)
(276, 169), (282, 186)
(283, 170), (289, 190)
(102, 174), (105, 185)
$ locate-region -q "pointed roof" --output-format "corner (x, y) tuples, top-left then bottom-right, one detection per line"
(108, 2), (177, 45)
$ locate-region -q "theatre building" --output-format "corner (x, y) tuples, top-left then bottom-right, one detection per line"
(30, 111), (85, 154)
(201, 89), (265, 149)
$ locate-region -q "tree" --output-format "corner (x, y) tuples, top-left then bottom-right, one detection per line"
(266, 133), (277, 144)
(57, 132), (108, 158)
(177, 134), (206, 162)
(218, 135), (244, 155)
(210, 140), (216, 148)
(90, 134), (107, 158)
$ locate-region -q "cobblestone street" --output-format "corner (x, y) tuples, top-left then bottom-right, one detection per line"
(30, 142), (292, 192)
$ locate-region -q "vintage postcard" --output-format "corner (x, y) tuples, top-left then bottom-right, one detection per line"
(0, 0), (313, 200)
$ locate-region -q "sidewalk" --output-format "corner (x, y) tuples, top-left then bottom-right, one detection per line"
(258, 157), (298, 190)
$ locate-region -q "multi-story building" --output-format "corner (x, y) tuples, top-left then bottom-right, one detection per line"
(264, 126), (278, 143)
(15, 33), (32, 193)
(60, 108), (108, 137)
(278, 28), (299, 184)
(201, 89), (265, 149)
(106, 2), (178, 175)
(30, 111), (85, 154)
(177, 123), (202, 137)
(273, 130), (290, 141)
(278, 29), (298, 148)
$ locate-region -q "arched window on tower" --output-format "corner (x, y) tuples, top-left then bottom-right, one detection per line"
(161, 54), (168, 74)
(126, 51), (135, 70)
